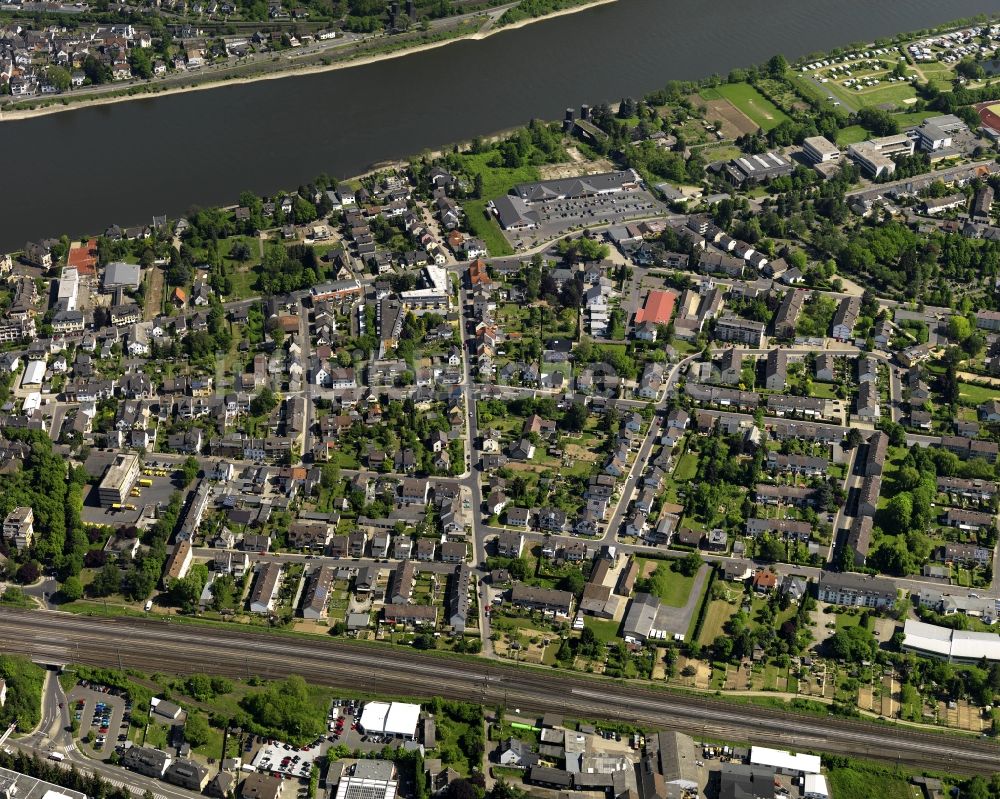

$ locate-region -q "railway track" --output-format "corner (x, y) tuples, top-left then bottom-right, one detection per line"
(1, 609), (996, 774)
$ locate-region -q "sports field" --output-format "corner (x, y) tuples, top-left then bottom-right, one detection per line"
(705, 82), (790, 132)
(976, 101), (1000, 132)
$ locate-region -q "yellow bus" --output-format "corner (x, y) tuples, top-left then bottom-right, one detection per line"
(138, 478), (153, 487)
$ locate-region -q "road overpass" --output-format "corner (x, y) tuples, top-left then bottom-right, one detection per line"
(0, 609), (996, 775)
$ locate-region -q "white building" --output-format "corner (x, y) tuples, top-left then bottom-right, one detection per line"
(357, 701), (421, 739)
(802, 136), (840, 164)
(749, 746), (821, 775)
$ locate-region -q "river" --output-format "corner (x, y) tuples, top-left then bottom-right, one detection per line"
(4, 0), (1000, 249)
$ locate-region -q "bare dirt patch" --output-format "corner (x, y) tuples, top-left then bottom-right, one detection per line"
(539, 155), (616, 180)
(564, 443), (598, 463)
(696, 96), (758, 138)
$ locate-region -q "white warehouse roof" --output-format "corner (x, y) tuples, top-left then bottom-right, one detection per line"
(904, 619), (1000, 662)
(22, 360), (45, 385)
(358, 701), (420, 738)
(749, 746), (821, 774)
(803, 773), (830, 798)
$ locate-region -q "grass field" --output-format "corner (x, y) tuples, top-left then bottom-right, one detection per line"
(452, 151), (542, 257)
(673, 451), (699, 481)
(836, 125), (869, 145)
(825, 77), (917, 109)
(712, 82), (790, 131)
(583, 616), (622, 643)
(697, 599), (739, 646)
(637, 559), (696, 608)
(827, 768), (912, 799)
(959, 382), (1000, 405)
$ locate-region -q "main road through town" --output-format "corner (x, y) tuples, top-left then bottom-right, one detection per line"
(0, 609), (997, 775)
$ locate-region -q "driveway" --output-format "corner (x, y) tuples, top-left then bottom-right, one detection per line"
(652, 563), (711, 639)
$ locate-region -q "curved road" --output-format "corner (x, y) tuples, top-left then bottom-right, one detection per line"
(0, 609), (996, 775)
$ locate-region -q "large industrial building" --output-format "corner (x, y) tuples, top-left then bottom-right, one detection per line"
(97, 453), (140, 507)
(0, 767), (87, 799)
(902, 618), (1000, 664)
(357, 701), (421, 739)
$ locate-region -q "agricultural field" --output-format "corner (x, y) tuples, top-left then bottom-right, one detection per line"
(705, 82), (790, 132)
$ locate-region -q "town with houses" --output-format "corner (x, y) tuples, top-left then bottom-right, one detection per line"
(7, 14), (1000, 799)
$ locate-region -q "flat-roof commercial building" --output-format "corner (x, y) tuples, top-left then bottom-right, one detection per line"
(848, 134), (915, 178)
(357, 702), (421, 739)
(723, 152), (795, 185)
(802, 136), (841, 164)
(21, 359), (45, 386)
(102, 261), (142, 292)
(902, 618), (1000, 663)
(0, 766), (87, 799)
(749, 746), (821, 775)
(334, 760), (397, 799)
(513, 169), (640, 202)
(97, 453), (140, 507)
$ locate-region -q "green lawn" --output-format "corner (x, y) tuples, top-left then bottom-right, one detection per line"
(835, 125), (869, 145)
(828, 768), (912, 799)
(697, 599), (739, 646)
(673, 451), (699, 482)
(464, 199), (514, 256)
(825, 77), (917, 110)
(893, 110), (936, 127)
(227, 267), (260, 299)
(637, 559), (696, 608)
(713, 82), (790, 131)
(809, 382), (839, 399)
(958, 382), (999, 405)
(583, 616), (621, 643)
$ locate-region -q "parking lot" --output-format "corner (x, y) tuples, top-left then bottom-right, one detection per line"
(67, 684), (130, 760)
(251, 739), (327, 779)
(508, 190), (665, 250)
(324, 699), (401, 754)
(80, 453), (187, 528)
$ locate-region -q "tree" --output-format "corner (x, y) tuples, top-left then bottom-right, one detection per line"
(558, 570), (585, 595)
(844, 428), (864, 450)
(947, 315), (972, 344)
(676, 551), (702, 577)
(45, 66), (71, 91)
(883, 493), (913, 533)
(767, 54), (788, 77)
(15, 562), (40, 585)
(183, 713), (211, 748)
(826, 624), (877, 662)
(60, 576), (83, 602)
(90, 562), (121, 597)
(251, 387), (279, 417)
(128, 48), (153, 79)
(181, 456), (200, 486)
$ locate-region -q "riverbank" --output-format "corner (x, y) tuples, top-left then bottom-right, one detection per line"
(0, 0), (617, 123)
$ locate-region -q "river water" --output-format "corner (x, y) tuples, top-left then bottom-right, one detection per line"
(4, 0), (1000, 248)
